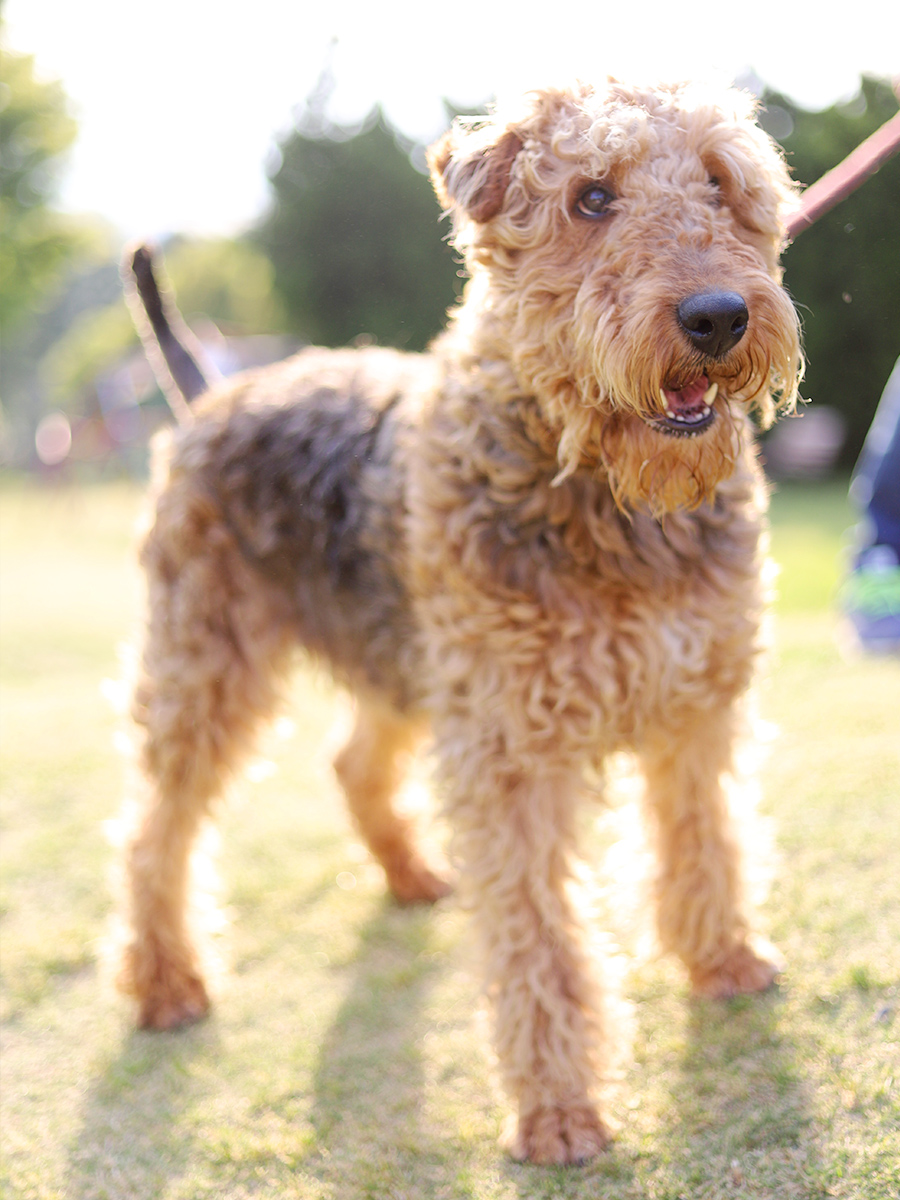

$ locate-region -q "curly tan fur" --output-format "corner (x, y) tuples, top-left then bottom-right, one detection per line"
(119, 79), (801, 1164)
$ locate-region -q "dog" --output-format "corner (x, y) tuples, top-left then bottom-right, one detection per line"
(119, 78), (802, 1164)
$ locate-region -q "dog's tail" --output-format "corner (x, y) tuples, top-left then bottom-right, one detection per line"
(123, 243), (223, 424)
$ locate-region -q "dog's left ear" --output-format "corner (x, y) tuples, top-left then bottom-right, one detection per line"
(428, 122), (523, 223)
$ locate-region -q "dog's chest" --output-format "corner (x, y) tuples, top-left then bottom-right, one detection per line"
(535, 528), (758, 738)
(411, 458), (764, 744)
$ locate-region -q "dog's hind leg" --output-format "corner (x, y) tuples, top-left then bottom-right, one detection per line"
(118, 481), (296, 1029)
(334, 699), (452, 903)
(639, 704), (782, 998)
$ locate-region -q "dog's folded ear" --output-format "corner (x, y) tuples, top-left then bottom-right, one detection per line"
(427, 122), (522, 223)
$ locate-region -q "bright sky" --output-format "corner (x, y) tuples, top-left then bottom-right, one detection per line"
(5, 0), (898, 240)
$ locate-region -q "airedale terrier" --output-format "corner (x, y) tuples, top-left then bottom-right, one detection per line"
(119, 79), (802, 1163)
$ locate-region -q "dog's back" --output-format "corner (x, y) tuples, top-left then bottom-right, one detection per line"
(146, 345), (436, 711)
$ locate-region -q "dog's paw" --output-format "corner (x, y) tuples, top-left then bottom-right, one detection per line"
(387, 858), (454, 905)
(504, 1103), (612, 1165)
(119, 941), (211, 1031)
(690, 941), (783, 999)
(136, 973), (210, 1030)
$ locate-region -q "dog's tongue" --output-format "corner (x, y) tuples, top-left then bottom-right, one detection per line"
(662, 375), (710, 416)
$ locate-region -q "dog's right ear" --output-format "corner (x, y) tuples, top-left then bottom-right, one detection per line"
(427, 122), (523, 223)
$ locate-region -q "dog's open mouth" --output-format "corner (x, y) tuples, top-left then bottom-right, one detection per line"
(650, 377), (718, 436)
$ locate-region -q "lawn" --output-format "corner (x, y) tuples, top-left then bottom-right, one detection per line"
(1, 476), (897, 1200)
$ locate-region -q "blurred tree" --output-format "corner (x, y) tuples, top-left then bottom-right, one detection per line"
(0, 43), (90, 329)
(766, 77), (900, 465)
(255, 108), (459, 351)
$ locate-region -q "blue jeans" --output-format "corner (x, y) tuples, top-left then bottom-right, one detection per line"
(849, 358), (900, 558)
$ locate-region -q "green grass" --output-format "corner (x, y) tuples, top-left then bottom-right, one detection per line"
(1, 476), (898, 1199)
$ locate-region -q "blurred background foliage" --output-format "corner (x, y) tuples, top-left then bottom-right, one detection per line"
(255, 109), (460, 351)
(768, 76), (900, 467)
(0, 44), (92, 331)
(1, 39), (897, 474)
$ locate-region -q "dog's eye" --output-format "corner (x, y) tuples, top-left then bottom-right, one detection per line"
(576, 184), (614, 218)
(708, 175), (721, 190)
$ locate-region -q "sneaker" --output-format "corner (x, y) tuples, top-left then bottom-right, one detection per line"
(839, 545), (900, 655)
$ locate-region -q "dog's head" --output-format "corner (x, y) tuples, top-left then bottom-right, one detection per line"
(428, 81), (803, 515)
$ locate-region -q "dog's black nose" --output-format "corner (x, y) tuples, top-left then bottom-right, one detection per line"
(676, 291), (749, 358)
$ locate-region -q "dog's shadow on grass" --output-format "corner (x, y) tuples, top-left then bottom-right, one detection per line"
(61, 899), (479, 1196)
(60, 933), (817, 1196)
(669, 986), (819, 1183)
(63, 1015), (223, 1192)
(303, 897), (486, 1191)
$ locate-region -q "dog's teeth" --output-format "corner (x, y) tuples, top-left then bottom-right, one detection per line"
(703, 382), (719, 404)
(701, 405), (710, 417)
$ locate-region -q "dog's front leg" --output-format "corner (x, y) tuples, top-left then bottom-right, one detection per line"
(437, 724), (612, 1164)
(639, 703), (782, 998)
